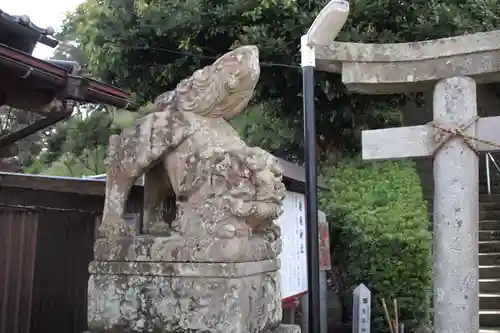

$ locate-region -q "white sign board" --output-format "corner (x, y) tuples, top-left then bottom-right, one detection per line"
(277, 191), (308, 299)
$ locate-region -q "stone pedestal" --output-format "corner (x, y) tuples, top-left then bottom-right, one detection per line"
(87, 257), (291, 333)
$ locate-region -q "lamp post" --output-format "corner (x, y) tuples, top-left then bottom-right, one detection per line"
(301, 1), (349, 332)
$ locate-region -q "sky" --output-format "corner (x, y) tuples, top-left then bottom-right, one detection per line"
(1, 0), (83, 59)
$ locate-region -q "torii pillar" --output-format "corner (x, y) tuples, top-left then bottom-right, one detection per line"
(314, 31), (500, 333)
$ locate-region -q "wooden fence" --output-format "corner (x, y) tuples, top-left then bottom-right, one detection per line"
(0, 173), (143, 333)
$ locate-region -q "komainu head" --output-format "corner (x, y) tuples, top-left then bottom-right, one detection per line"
(155, 45), (260, 119)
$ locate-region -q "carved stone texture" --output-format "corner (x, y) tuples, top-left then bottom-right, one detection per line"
(97, 45), (286, 263)
(93, 234), (282, 263)
(87, 260), (282, 333)
(315, 30), (500, 94)
(88, 46), (301, 333)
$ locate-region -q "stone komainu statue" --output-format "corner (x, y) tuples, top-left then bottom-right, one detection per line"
(98, 45), (286, 262)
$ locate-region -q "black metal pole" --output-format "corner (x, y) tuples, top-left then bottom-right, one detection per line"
(302, 62), (321, 333)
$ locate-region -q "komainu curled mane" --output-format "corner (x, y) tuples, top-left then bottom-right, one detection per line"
(99, 45), (285, 261)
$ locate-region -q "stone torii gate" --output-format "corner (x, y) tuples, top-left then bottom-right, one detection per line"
(315, 31), (500, 333)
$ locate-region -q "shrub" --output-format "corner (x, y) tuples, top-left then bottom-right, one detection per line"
(319, 158), (432, 333)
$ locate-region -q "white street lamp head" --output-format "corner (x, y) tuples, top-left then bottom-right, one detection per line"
(306, 0), (350, 46)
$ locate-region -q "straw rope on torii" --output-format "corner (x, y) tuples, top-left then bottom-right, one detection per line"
(430, 116), (500, 156)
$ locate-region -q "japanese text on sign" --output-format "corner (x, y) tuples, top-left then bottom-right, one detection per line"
(277, 192), (308, 299)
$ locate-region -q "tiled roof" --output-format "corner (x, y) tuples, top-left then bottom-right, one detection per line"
(0, 9), (58, 50)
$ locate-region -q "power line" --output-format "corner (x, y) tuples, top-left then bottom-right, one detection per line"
(132, 45), (301, 69)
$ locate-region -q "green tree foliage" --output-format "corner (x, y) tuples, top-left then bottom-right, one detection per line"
(25, 107), (117, 176)
(58, 0), (485, 158)
(230, 103), (303, 162)
(320, 158), (432, 332)
(52, 0), (500, 163)
(0, 106), (46, 168)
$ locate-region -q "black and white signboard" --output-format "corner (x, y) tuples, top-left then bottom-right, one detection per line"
(277, 191), (308, 299)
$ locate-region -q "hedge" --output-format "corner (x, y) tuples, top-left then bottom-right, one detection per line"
(319, 158), (432, 332)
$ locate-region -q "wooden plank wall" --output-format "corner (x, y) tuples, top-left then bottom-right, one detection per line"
(0, 176), (143, 333)
(0, 210), (38, 333)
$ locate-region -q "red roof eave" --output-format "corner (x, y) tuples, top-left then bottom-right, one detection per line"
(0, 43), (67, 77)
(0, 43), (137, 110)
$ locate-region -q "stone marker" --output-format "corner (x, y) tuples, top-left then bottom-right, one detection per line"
(352, 283), (371, 333)
(86, 45), (300, 333)
(312, 30), (500, 333)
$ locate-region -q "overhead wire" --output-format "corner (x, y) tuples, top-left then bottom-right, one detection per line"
(131, 45), (301, 69)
